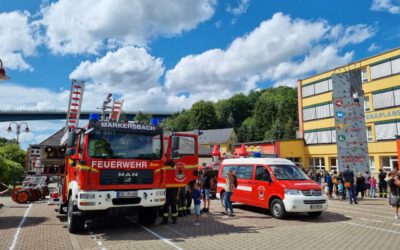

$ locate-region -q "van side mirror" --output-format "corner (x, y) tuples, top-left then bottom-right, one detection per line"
(172, 136), (179, 151)
(172, 150), (179, 159)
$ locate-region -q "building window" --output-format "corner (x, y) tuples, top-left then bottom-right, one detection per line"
(309, 157), (325, 170)
(366, 126), (373, 142)
(330, 158), (338, 172)
(303, 103), (334, 121)
(302, 78), (332, 98)
(304, 129), (336, 144)
(369, 156), (376, 172)
(361, 68), (368, 83)
(380, 156), (398, 173)
(370, 57), (400, 80)
(364, 96), (370, 112)
(375, 122), (400, 141)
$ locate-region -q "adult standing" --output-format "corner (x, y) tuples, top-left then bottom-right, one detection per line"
(201, 168), (212, 213)
(161, 188), (179, 224)
(223, 171), (235, 216)
(388, 171), (400, 219)
(378, 169), (388, 198)
(363, 171), (371, 198)
(324, 172), (333, 199)
(356, 172), (366, 199)
(343, 165), (358, 204)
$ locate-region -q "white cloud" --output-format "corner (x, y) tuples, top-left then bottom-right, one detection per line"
(40, 0), (217, 54)
(371, 0), (400, 14)
(227, 0), (251, 15)
(0, 11), (40, 70)
(368, 43), (381, 52)
(70, 46), (164, 92)
(165, 13), (375, 93)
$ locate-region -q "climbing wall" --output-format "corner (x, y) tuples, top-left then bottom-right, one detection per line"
(332, 69), (369, 172)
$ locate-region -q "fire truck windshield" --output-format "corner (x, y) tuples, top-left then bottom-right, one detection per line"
(269, 165), (309, 180)
(88, 130), (162, 160)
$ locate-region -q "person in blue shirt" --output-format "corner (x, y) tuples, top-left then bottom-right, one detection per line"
(338, 180), (344, 200)
(192, 183), (202, 226)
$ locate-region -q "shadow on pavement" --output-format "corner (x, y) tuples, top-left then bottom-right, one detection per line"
(231, 203), (351, 223)
(82, 213), (260, 241)
(0, 216), (48, 230)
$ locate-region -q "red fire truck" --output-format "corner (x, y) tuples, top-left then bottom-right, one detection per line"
(50, 81), (199, 233)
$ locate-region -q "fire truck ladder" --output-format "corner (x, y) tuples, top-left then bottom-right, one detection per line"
(110, 99), (124, 121)
(65, 80), (85, 132)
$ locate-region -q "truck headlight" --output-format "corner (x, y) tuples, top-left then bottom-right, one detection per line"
(285, 189), (301, 195)
(80, 193), (95, 199)
(155, 191), (165, 197)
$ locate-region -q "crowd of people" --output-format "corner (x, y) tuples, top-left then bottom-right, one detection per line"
(161, 167), (237, 226)
(305, 166), (400, 218)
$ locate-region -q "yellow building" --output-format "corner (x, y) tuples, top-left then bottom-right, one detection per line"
(298, 47), (400, 174)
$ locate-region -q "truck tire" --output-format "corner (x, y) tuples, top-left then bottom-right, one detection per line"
(138, 207), (158, 226)
(307, 211), (322, 218)
(270, 198), (287, 219)
(67, 198), (85, 233)
(59, 204), (67, 215)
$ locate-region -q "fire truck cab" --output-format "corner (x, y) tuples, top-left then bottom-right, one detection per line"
(53, 117), (198, 233)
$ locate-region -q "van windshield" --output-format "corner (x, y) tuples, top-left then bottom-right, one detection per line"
(270, 164), (308, 180)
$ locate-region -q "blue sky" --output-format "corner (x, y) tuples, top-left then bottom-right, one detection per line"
(0, 0), (399, 148)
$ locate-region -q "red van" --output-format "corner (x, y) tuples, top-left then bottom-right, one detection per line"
(216, 158), (327, 218)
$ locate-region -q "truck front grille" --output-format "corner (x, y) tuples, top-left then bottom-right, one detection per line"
(100, 170), (153, 185)
(303, 200), (326, 204)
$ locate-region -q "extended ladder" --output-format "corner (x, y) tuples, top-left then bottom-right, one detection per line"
(65, 79), (85, 132)
(110, 99), (124, 121)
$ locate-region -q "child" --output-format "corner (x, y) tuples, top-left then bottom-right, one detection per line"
(338, 180), (344, 200)
(192, 182), (202, 226)
(324, 183), (329, 197)
(369, 176), (377, 198)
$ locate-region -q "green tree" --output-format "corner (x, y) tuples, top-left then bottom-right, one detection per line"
(215, 99), (231, 128)
(253, 86), (298, 140)
(134, 111), (152, 123)
(189, 101), (218, 130)
(237, 117), (257, 142)
(0, 143), (26, 186)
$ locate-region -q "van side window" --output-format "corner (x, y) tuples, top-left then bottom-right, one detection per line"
(236, 165), (254, 180)
(221, 165), (253, 180)
(256, 166), (271, 181)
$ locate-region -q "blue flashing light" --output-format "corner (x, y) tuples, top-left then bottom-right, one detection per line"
(253, 152), (261, 158)
(150, 118), (159, 126)
(89, 113), (100, 121)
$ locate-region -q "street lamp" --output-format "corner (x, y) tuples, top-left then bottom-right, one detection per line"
(0, 59), (10, 80)
(7, 122), (29, 144)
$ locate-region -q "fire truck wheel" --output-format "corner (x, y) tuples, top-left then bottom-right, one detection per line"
(67, 198), (85, 234)
(59, 204), (67, 214)
(307, 211), (322, 217)
(220, 191), (226, 208)
(138, 207), (158, 226)
(15, 190), (31, 204)
(270, 198), (287, 219)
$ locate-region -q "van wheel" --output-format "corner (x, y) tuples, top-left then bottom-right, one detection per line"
(220, 192), (226, 208)
(307, 211), (322, 218)
(67, 198), (85, 234)
(270, 198), (286, 219)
